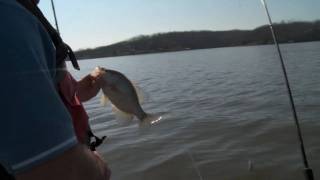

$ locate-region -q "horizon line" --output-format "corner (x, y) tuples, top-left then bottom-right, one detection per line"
(75, 19), (319, 51)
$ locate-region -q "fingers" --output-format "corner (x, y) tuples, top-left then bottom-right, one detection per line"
(90, 67), (101, 78)
(90, 67), (106, 86)
(90, 67), (105, 78)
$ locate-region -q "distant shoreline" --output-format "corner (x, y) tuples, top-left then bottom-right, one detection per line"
(75, 21), (320, 60)
(73, 41), (319, 61)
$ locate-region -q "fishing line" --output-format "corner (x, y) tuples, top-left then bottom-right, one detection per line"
(260, 0), (314, 179)
(187, 151), (204, 180)
(50, 0), (60, 34)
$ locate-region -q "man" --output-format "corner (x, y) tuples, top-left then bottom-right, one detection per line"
(0, 0), (110, 179)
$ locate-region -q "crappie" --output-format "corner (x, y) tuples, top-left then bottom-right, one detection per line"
(98, 67), (161, 125)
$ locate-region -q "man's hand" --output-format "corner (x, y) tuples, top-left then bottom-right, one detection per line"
(92, 151), (111, 179)
(77, 67), (105, 102)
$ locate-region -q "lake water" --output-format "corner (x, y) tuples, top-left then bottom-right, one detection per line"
(69, 41), (320, 180)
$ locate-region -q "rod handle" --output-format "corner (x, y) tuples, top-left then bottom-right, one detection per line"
(304, 168), (314, 180)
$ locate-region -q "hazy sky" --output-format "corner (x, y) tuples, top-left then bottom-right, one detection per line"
(38, 0), (320, 50)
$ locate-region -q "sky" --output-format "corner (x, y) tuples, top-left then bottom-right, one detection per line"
(38, 0), (320, 50)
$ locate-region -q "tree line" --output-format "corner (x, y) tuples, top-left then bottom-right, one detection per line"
(75, 21), (320, 60)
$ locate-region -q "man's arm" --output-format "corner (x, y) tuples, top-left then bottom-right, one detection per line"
(0, 2), (110, 179)
(16, 144), (110, 180)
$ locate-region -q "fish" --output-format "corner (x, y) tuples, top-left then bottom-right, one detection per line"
(97, 67), (161, 125)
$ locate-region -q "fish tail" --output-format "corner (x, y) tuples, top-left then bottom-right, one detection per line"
(139, 113), (162, 126)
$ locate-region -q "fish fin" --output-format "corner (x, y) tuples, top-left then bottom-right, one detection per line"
(112, 105), (134, 123)
(132, 81), (144, 104)
(100, 94), (109, 106)
(139, 113), (163, 127)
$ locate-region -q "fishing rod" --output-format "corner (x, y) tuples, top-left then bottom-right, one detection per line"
(49, 0), (80, 70)
(50, 0), (60, 34)
(260, 0), (314, 179)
